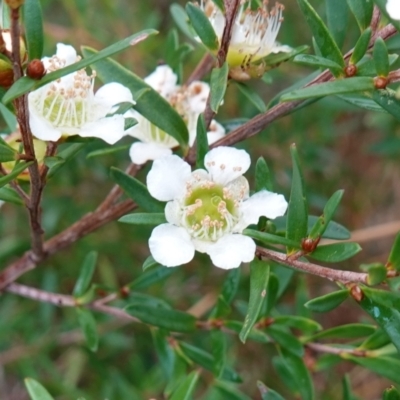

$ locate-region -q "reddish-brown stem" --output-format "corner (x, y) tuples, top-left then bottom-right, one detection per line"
(185, 53), (215, 85)
(306, 342), (366, 357)
(256, 247), (369, 284)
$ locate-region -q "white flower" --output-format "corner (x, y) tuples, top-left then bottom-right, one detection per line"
(146, 147), (288, 269)
(128, 65), (225, 165)
(387, 0), (400, 20)
(28, 43), (135, 144)
(202, 0), (291, 68)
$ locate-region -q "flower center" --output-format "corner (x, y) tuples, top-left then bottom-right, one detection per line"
(183, 183), (238, 241)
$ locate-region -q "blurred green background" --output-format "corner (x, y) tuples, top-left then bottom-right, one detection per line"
(1, 0), (400, 399)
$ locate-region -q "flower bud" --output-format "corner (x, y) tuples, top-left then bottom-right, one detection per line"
(26, 59), (46, 79)
(3, 131), (47, 180)
(4, 0), (24, 9)
(0, 58), (14, 88)
(1, 29), (28, 64)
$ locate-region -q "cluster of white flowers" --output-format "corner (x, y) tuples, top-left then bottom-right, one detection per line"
(201, 0), (290, 68)
(128, 65), (225, 165)
(28, 44), (135, 145)
(147, 146), (288, 269)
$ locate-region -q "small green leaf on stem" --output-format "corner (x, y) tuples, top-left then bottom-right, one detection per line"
(388, 233), (400, 271)
(169, 370), (200, 400)
(76, 307), (99, 352)
(308, 242), (361, 263)
(255, 157), (273, 192)
(24, 378), (54, 400)
(23, 0), (44, 60)
(305, 289), (349, 312)
(210, 62), (229, 113)
(195, 114), (208, 169)
(73, 251), (97, 298)
(0, 161), (33, 189)
(373, 38), (389, 77)
(346, 0), (373, 31)
(257, 380), (285, 400)
(119, 213), (167, 225)
(350, 27), (372, 65)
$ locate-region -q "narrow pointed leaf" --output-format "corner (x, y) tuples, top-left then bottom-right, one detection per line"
(297, 0), (344, 70)
(196, 114), (208, 169)
(305, 289), (350, 312)
(359, 328), (391, 350)
(142, 255), (159, 271)
(126, 304), (197, 332)
(0, 186), (24, 205)
(170, 3), (196, 40)
(388, 232), (400, 271)
(24, 378), (54, 400)
(236, 83), (267, 113)
(81, 47), (189, 146)
(0, 144), (16, 162)
(265, 272), (279, 314)
(0, 161), (33, 188)
(383, 386), (400, 400)
(0, 102), (17, 131)
(152, 329), (175, 379)
(325, 0), (349, 49)
(304, 323), (375, 342)
(129, 265), (175, 290)
(309, 242), (361, 263)
(281, 77), (375, 101)
(257, 381), (285, 400)
(210, 62), (229, 112)
(350, 27), (372, 65)
(240, 259), (269, 343)
(373, 37), (389, 77)
(170, 370), (200, 400)
(118, 213), (166, 225)
(293, 54), (343, 74)
(346, 0), (374, 31)
(255, 157), (273, 192)
(273, 315), (322, 332)
(286, 144), (308, 253)
(110, 167), (164, 212)
(372, 89), (400, 122)
(76, 307), (99, 352)
(221, 268), (241, 304)
(23, 0), (44, 60)
(186, 3), (218, 50)
(73, 251), (97, 297)
(267, 325), (304, 357)
(4, 30), (157, 104)
(211, 330), (226, 376)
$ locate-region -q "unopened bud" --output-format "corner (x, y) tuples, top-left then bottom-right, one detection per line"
(26, 59), (46, 79)
(0, 58), (14, 88)
(344, 64), (357, 77)
(0, 30), (28, 64)
(350, 285), (364, 302)
(4, 0), (24, 9)
(374, 76), (388, 89)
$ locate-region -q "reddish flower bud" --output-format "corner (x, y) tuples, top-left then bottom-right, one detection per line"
(350, 285), (364, 302)
(301, 236), (320, 253)
(374, 76), (388, 89)
(26, 59), (46, 80)
(4, 0), (24, 9)
(344, 64), (357, 77)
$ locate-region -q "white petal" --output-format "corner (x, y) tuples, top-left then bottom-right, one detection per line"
(193, 239), (213, 254)
(207, 234), (255, 269)
(270, 44), (292, 54)
(79, 115), (126, 144)
(129, 141), (172, 165)
(387, 0), (400, 20)
(165, 201), (181, 225)
(235, 190), (288, 231)
(147, 155), (191, 201)
(55, 43), (77, 66)
(204, 146), (251, 185)
(149, 224), (195, 267)
(207, 120), (225, 145)
(145, 65), (178, 98)
(28, 102), (63, 141)
(186, 81), (210, 114)
(225, 176), (250, 201)
(94, 82), (135, 112)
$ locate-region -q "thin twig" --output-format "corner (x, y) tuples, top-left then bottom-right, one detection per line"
(256, 246), (369, 284)
(185, 53), (215, 85)
(306, 342), (366, 357)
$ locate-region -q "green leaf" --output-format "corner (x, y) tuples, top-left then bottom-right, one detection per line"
(297, 0), (344, 71)
(255, 157), (273, 192)
(372, 89), (400, 122)
(239, 259), (270, 343)
(341, 354), (400, 385)
(220, 268), (241, 305)
(211, 330), (226, 376)
(170, 3), (196, 40)
(366, 264), (387, 285)
(257, 381), (285, 400)
(350, 27), (372, 65)
(126, 304), (197, 332)
(142, 255), (159, 271)
(23, 0), (44, 60)
(3, 30), (157, 104)
(346, 0), (373, 31)
(210, 62), (229, 113)
(0, 186), (24, 205)
(81, 47), (189, 147)
(47, 143), (86, 179)
(244, 229), (301, 249)
(358, 287), (400, 354)
(267, 325), (304, 357)
(76, 307), (99, 352)
(0, 102), (17, 131)
(304, 323), (376, 342)
(170, 370), (200, 400)
(309, 242), (361, 262)
(388, 232), (400, 271)
(273, 315), (322, 333)
(0, 143), (16, 162)
(281, 77), (375, 101)
(86, 144), (131, 159)
(236, 83), (267, 113)
(279, 348), (315, 400)
(129, 265), (175, 290)
(338, 93), (384, 112)
(308, 190), (344, 240)
(293, 54), (343, 74)
(325, 0), (349, 49)
(359, 328), (391, 350)
(373, 37), (389, 77)
(151, 329), (175, 379)
(196, 114), (208, 170)
(186, 3), (218, 50)
(118, 213), (166, 225)
(24, 378), (54, 400)
(110, 167), (164, 212)
(305, 289), (349, 312)
(383, 386), (400, 400)
(342, 375), (354, 400)
(224, 320), (269, 343)
(265, 272), (279, 314)
(73, 251), (97, 298)
(214, 381), (252, 400)
(286, 144), (308, 253)
(0, 161), (33, 189)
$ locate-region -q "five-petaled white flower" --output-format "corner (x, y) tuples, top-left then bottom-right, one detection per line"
(386, 0), (400, 20)
(202, 0), (290, 70)
(128, 65), (225, 165)
(28, 43), (135, 144)
(147, 147), (288, 269)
